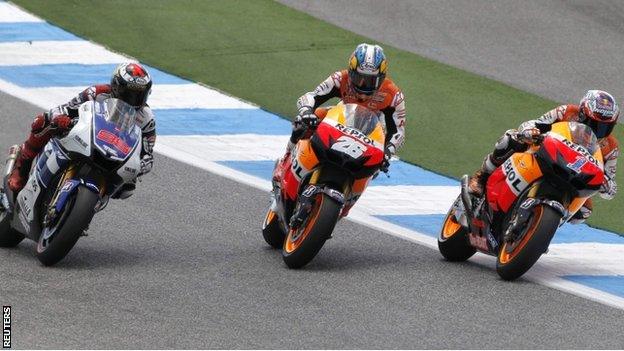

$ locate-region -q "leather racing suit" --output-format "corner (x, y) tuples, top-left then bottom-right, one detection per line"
(8, 84), (156, 196)
(295, 69), (406, 157)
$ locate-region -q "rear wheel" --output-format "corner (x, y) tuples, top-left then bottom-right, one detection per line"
(0, 203), (23, 247)
(282, 193), (340, 269)
(262, 208), (285, 249)
(438, 204), (475, 262)
(36, 187), (98, 266)
(496, 205), (560, 281)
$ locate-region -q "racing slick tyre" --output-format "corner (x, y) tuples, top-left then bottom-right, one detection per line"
(262, 208), (285, 249)
(496, 205), (560, 281)
(36, 187), (98, 266)
(0, 203), (24, 247)
(438, 207), (475, 262)
(282, 193), (340, 269)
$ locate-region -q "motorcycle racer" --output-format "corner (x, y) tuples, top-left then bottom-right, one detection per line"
(281, 43), (406, 174)
(7, 62), (156, 199)
(468, 90), (619, 224)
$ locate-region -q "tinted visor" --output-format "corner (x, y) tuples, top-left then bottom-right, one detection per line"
(586, 118), (615, 138)
(118, 86), (149, 107)
(349, 70), (384, 95)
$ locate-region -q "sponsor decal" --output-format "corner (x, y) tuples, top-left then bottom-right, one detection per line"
(487, 232), (498, 250)
(566, 156), (588, 174)
(96, 129), (131, 154)
(334, 123), (374, 146)
(469, 233), (488, 252)
(73, 135), (88, 149)
(502, 158), (528, 195)
(291, 156), (305, 180)
(124, 166), (137, 174)
(561, 139), (599, 167)
(61, 181), (73, 192)
(520, 197), (537, 210)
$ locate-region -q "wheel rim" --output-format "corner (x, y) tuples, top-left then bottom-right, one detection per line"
(498, 206), (544, 264)
(441, 212), (462, 239)
(263, 209), (276, 229)
(37, 195), (75, 253)
(284, 195), (323, 254)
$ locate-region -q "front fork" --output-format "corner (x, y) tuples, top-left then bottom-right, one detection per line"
(289, 169), (347, 229)
(503, 182), (567, 243)
(44, 165), (105, 227)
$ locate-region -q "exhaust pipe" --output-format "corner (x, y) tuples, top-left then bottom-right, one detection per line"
(3, 145), (20, 178)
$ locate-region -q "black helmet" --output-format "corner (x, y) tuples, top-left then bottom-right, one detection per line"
(111, 62), (152, 107)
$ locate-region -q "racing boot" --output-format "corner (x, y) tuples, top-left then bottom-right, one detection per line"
(8, 113), (72, 193)
(468, 156), (496, 197)
(8, 144), (38, 193)
(468, 168), (489, 197)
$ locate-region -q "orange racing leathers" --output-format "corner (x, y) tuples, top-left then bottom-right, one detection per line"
(295, 70), (406, 156)
(519, 104), (618, 200)
(482, 104), (618, 223)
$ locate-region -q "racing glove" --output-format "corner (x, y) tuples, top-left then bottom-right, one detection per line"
(50, 114), (72, 131)
(291, 107), (319, 142)
(514, 128), (542, 145)
(139, 154), (154, 176)
(600, 174), (617, 200)
(380, 144), (396, 173)
(293, 110), (319, 130)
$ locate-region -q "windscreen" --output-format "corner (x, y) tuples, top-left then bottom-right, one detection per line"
(342, 104), (385, 137)
(103, 98), (137, 133)
(567, 122), (599, 155)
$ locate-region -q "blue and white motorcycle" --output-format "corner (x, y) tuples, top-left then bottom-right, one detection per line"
(0, 98), (142, 266)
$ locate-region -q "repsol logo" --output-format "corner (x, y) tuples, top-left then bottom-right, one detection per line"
(335, 124), (374, 145)
(561, 139), (599, 166)
(503, 159), (526, 195)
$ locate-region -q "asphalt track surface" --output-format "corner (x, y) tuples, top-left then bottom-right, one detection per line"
(1, 92), (624, 348)
(278, 0), (624, 104)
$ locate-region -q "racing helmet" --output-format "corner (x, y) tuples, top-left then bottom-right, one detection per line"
(578, 90), (619, 138)
(111, 62), (152, 108)
(348, 43), (388, 95)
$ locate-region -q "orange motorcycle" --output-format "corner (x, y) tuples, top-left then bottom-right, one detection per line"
(263, 103), (386, 268)
(438, 122), (604, 280)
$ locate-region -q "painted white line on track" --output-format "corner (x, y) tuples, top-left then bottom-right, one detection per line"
(157, 135), (287, 161)
(0, 2), (42, 22)
(0, 80), (258, 110)
(358, 185), (459, 215)
(150, 84), (257, 110)
(0, 41), (128, 65)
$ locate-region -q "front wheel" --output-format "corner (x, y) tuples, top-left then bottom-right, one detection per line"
(496, 205), (561, 281)
(282, 193), (341, 269)
(0, 203), (24, 247)
(36, 187), (98, 266)
(438, 205), (475, 262)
